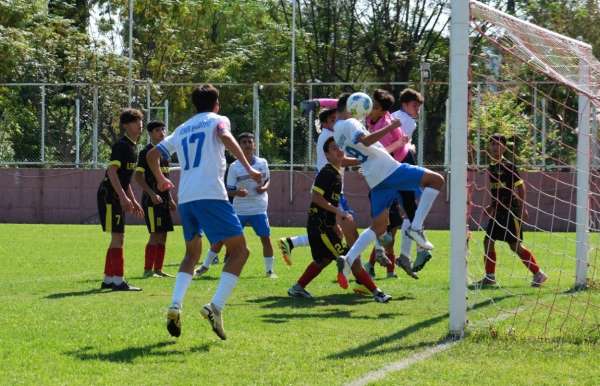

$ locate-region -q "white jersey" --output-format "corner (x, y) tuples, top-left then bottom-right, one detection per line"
(226, 156), (270, 216)
(156, 112), (229, 204)
(391, 109), (417, 137)
(315, 129), (334, 171)
(333, 118), (399, 188)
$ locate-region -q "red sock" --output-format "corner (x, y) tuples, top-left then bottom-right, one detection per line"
(154, 244), (166, 271)
(297, 262), (323, 288)
(103, 248), (114, 276)
(144, 244), (155, 271)
(386, 252), (395, 273)
(485, 251), (496, 275)
(353, 266), (377, 293)
(517, 249), (540, 274)
(368, 248), (377, 265)
(110, 248), (124, 277)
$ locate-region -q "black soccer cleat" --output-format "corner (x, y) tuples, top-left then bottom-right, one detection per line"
(100, 281), (114, 290)
(112, 281), (142, 291)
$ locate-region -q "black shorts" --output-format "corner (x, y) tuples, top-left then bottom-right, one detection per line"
(307, 222), (348, 264)
(142, 195), (174, 233)
(97, 185), (125, 234)
(486, 210), (523, 244)
(388, 199), (404, 230)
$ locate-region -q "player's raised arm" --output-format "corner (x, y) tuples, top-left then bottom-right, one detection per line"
(357, 119), (401, 147)
(147, 146), (174, 192)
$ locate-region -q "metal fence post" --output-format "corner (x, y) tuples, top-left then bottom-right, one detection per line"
(253, 83), (260, 156)
(40, 85), (46, 163)
(75, 98), (80, 167)
(93, 85), (99, 168)
(307, 83), (313, 168)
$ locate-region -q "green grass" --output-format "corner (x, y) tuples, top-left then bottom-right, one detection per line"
(0, 224), (598, 385)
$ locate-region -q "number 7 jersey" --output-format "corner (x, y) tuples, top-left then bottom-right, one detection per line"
(333, 117), (399, 188)
(156, 112), (229, 204)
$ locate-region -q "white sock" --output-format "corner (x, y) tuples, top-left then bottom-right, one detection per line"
(171, 272), (193, 308)
(264, 256), (274, 272)
(103, 275), (113, 284)
(211, 271), (239, 311)
(203, 250), (218, 268)
(113, 276), (123, 285)
(401, 219), (413, 256)
(411, 187), (439, 230)
(290, 235), (309, 248)
(346, 228), (377, 265)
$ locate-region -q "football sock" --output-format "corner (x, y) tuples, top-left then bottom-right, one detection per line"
(297, 262), (323, 288)
(144, 244), (155, 271)
(517, 249), (540, 274)
(113, 276), (124, 285)
(111, 248), (124, 277)
(264, 256), (274, 272)
(346, 228), (376, 266)
(290, 235), (309, 248)
(400, 219), (413, 256)
(211, 271), (239, 311)
(203, 250), (218, 268)
(353, 266), (377, 292)
(154, 244), (166, 271)
(171, 272), (193, 307)
(411, 187), (439, 230)
(386, 252), (396, 272)
(103, 248), (114, 277)
(485, 250), (497, 275)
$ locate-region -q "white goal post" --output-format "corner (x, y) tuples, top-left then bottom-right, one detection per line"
(449, 0), (598, 337)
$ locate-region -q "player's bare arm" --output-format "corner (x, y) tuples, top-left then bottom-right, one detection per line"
(311, 191), (351, 221)
(106, 165), (133, 212)
(126, 184), (144, 218)
(146, 147), (174, 192)
(357, 120), (401, 147)
(134, 170), (163, 205)
(256, 179), (270, 194)
(341, 156), (360, 167)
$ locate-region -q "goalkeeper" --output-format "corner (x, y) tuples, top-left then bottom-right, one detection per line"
(472, 134), (548, 288)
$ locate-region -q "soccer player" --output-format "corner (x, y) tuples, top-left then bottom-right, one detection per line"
(196, 132), (276, 278)
(146, 84), (262, 340)
(278, 107), (360, 265)
(288, 137), (392, 303)
(390, 88), (433, 273)
(333, 93), (444, 288)
(97, 108), (144, 291)
(364, 89), (416, 280)
(471, 134), (548, 288)
(134, 120), (176, 278)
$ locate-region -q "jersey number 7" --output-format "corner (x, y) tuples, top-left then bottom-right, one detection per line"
(181, 132), (206, 170)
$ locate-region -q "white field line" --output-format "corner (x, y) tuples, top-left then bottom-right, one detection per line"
(345, 306), (525, 386)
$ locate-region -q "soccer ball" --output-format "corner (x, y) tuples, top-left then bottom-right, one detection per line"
(346, 92), (373, 118)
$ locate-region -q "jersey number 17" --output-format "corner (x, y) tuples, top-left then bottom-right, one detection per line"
(181, 133), (206, 170)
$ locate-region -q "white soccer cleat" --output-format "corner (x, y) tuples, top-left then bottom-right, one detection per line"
(200, 303), (226, 340)
(396, 254), (419, 280)
(374, 247), (391, 267)
(373, 290), (392, 303)
(166, 305), (182, 337)
(194, 265), (209, 277)
(406, 228), (434, 251)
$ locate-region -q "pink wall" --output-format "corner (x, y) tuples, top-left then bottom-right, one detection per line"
(0, 168), (597, 231)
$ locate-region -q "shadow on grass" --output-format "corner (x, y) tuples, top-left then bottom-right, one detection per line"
(248, 293), (415, 310)
(327, 294), (515, 360)
(65, 341), (210, 363)
(45, 288), (109, 299)
(262, 308), (403, 323)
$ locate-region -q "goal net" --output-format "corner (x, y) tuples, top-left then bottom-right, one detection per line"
(457, 0), (600, 341)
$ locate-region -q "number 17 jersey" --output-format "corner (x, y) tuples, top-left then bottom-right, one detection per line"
(333, 118), (399, 188)
(157, 112), (229, 204)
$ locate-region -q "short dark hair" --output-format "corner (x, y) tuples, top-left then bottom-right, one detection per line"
(191, 84), (219, 113)
(398, 88), (424, 105)
(119, 108), (143, 126)
(318, 108), (336, 124)
(238, 132), (255, 141)
(490, 133), (507, 144)
(336, 93), (352, 113)
(146, 120), (165, 132)
(323, 136), (336, 154)
(372, 89), (395, 111)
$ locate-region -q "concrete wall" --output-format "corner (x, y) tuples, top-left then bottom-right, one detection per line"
(1, 168), (598, 231)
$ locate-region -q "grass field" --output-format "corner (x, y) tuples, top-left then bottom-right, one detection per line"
(1, 224), (599, 385)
